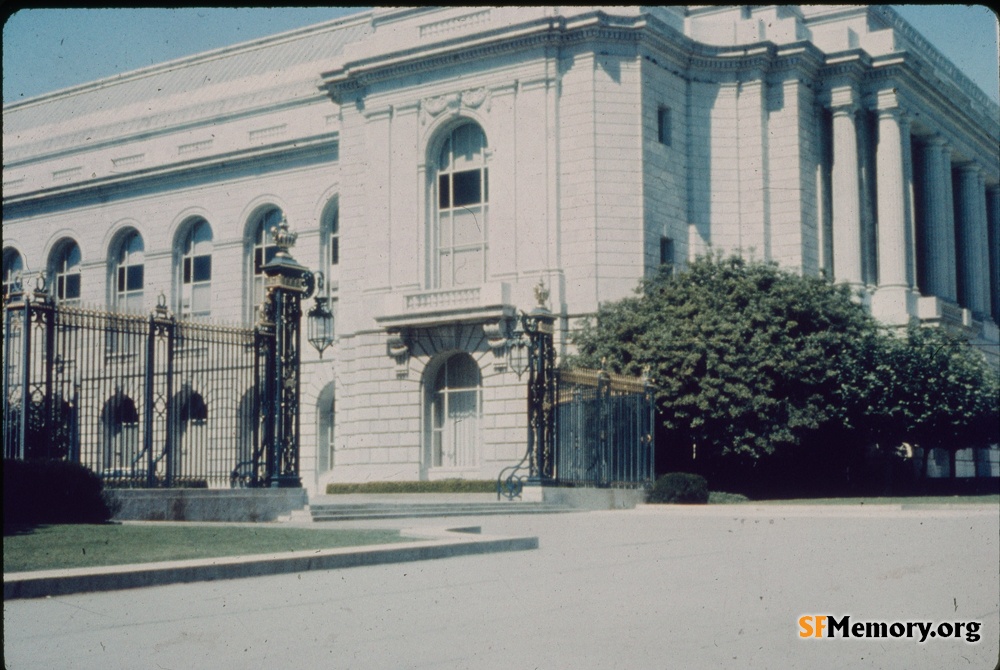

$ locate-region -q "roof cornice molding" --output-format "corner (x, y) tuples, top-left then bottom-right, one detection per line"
(2, 131), (339, 215)
(4, 85), (331, 169)
(320, 11), (646, 103)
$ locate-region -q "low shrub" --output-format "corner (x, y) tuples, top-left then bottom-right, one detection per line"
(326, 479), (496, 494)
(4, 459), (115, 531)
(647, 472), (710, 504)
(709, 491), (750, 504)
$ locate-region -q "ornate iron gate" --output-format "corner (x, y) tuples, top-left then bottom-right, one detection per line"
(2, 281), (270, 488)
(553, 368), (655, 487)
(3, 217), (328, 489)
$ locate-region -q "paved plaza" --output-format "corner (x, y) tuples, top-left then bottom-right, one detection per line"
(4, 504), (998, 669)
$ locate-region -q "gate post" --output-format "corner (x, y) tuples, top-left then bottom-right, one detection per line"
(525, 282), (556, 483)
(145, 296), (175, 487)
(259, 216), (314, 488)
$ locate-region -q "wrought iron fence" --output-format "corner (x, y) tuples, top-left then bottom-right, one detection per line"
(3, 280), (271, 488)
(553, 367), (655, 487)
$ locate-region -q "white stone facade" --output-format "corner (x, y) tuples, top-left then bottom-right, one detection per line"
(4, 6), (999, 495)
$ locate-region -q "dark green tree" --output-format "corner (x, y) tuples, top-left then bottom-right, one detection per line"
(860, 325), (999, 478)
(570, 254), (883, 492)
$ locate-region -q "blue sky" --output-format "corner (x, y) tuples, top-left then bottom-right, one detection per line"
(2, 6), (998, 105)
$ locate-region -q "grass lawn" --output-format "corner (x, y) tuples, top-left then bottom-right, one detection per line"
(3, 524), (411, 573)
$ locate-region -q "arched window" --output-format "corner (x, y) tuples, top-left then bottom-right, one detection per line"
(2, 248), (24, 303)
(178, 219), (213, 318)
(173, 387), (208, 482)
(426, 353), (482, 469)
(50, 240), (82, 306)
(101, 393), (140, 476)
(113, 231), (144, 312)
(433, 122), (489, 288)
(249, 207), (283, 320)
(317, 383), (335, 473)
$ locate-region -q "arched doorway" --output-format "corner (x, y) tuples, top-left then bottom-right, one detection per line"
(425, 353), (482, 470)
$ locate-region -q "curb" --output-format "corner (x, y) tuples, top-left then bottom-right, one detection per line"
(3, 527), (538, 600)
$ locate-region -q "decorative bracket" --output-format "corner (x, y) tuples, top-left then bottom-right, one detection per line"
(386, 329), (412, 378)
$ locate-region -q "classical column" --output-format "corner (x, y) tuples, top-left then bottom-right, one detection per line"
(988, 185), (1000, 323)
(874, 107), (910, 289)
(920, 137), (958, 301)
(830, 99), (863, 286)
(870, 106), (913, 324)
(956, 164), (990, 317)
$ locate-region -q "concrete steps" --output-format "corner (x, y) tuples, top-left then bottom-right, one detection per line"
(308, 501), (576, 522)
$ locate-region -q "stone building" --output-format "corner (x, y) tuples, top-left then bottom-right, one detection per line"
(3, 6), (998, 493)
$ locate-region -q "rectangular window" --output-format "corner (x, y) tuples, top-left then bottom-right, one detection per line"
(658, 107), (671, 146)
(660, 236), (674, 275)
(330, 236), (339, 266)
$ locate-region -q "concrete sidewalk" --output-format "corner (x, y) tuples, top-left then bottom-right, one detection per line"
(5, 505), (998, 669)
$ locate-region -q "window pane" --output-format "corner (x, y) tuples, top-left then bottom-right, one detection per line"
(439, 174), (450, 209)
(191, 221), (213, 251)
(118, 267), (126, 292)
(192, 255), (211, 282)
(254, 248), (263, 274)
(64, 274), (81, 299)
(438, 210), (453, 247)
(66, 244), (81, 268)
(451, 248), (483, 286)
(330, 237), (339, 266)
(183, 257), (192, 283)
(127, 265), (144, 291)
(191, 284), (210, 315)
(452, 207), (483, 247)
(452, 170), (482, 207)
(264, 246), (277, 266)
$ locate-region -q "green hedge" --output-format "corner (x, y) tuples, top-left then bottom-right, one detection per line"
(647, 472), (710, 504)
(4, 459), (116, 531)
(326, 479), (496, 494)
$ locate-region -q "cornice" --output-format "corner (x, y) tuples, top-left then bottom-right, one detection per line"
(5, 85), (330, 169)
(320, 11), (647, 103)
(3, 131), (339, 216)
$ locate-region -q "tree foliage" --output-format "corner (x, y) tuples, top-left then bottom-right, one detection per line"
(569, 254), (998, 492)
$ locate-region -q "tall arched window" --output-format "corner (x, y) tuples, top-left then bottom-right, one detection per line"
(114, 231), (144, 312)
(434, 122), (489, 288)
(178, 219), (213, 318)
(50, 240), (82, 306)
(249, 208), (283, 320)
(173, 387), (208, 482)
(2, 248), (24, 303)
(101, 393), (139, 476)
(426, 353), (482, 469)
(316, 383), (335, 473)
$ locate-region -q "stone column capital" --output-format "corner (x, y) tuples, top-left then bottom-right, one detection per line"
(824, 84), (859, 114)
(958, 162), (983, 178)
(926, 134), (949, 150)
